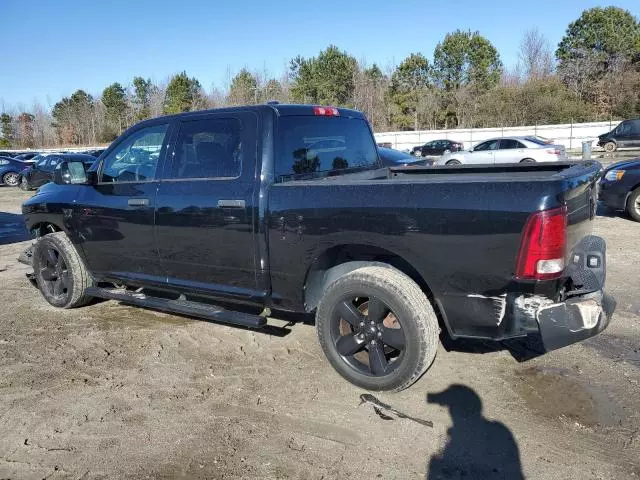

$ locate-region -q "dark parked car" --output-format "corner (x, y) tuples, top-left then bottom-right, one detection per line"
(378, 147), (432, 167)
(411, 139), (463, 157)
(599, 158), (640, 222)
(20, 104), (614, 392)
(19, 153), (97, 190)
(598, 118), (640, 152)
(0, 156), (31, 187)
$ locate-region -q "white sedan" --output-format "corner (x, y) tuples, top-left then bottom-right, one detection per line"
(435, 136), (568, 166)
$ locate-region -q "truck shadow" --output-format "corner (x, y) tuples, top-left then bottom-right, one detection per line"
(426, 385), (524, 480)
(0, 211), (31, 246)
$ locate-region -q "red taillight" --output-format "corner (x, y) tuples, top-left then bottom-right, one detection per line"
(515, 206), (567, 280)
(313, 106), (340, 116)
(546, 148), (561, 155)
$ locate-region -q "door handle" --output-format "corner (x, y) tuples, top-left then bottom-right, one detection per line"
(217, 199), (246, 208)
(128, 198), (149, 207)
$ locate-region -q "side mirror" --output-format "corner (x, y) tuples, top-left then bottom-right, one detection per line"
(54, 161), (90, 185)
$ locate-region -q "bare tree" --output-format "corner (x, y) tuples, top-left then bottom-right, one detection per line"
(518, 28), (554, 80)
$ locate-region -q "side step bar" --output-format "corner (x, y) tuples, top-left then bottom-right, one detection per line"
(85, 287), (267, 329)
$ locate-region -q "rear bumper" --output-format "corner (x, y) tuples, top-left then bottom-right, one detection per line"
(536, 289), (615, 352)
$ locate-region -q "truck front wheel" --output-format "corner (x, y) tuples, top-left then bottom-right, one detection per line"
(316, 265), (439, 391)
(33, 232), (94, 308)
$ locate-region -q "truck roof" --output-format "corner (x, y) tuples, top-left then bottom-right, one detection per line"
(135, 103), (367, 128)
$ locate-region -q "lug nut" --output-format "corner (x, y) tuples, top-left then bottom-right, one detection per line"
(358, 333), (364, 339)
(359, 322), (365, 327)
(370, 339), (376, 345)
(370, 321), (375, 326)
(377, 331), (382, 338)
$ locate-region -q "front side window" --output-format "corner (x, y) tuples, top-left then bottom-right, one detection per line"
(167, 117), (243, 180)
(276, 116), (378, 179)
(101, 123), (168, 183)
(616, 122), (631, 136)
(474, 140), (500, 151)
(48, 157), (60, 168)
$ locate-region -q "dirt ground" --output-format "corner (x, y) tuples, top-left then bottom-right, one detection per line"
(0, 183), (638, 480)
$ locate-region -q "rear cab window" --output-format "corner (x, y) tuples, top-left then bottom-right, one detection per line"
(275, 116), (379, 181)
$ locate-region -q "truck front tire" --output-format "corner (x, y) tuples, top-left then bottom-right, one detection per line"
(316, 265), (439, 391)
(33, 232), (94, 308)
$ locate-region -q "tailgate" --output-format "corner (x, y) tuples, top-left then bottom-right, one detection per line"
(561, 163), (602, 291)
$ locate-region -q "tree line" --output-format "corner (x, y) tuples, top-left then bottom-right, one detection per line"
(1, 6), (639, 149)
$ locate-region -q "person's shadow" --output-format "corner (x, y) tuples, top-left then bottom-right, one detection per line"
(427, 385), (524, 480)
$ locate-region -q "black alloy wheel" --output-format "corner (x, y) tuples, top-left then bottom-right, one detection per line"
(36, 245), (70, 301)
(331, 296), (406, 377)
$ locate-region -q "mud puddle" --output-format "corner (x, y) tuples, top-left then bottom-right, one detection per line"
(513, 365), (621, 427)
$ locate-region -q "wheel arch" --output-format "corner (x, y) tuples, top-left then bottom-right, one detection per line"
(29, 221), (65, 238)
(302, 244), (438, 314)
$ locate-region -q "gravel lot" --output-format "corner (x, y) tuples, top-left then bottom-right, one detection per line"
(0, 184), (638, 480)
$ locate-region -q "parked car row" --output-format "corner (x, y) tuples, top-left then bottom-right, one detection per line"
(0, 148), (105, 188)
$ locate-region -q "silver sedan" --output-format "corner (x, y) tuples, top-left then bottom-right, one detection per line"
(435, 136), (568, 165)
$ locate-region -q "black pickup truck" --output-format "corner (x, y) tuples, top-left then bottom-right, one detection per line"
(21, 104), (615, 391)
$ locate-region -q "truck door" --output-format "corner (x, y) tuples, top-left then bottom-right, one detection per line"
(74, 122), (170, 281)
(629, 119), (640, 148)
(154, 112), (260, 301)
(615, 120), (633, 147)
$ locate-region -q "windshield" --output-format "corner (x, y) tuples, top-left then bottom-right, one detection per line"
(276, 116), (378, 179)
(33, 155), (48, 166)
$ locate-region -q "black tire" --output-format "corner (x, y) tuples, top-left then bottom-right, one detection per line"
(33, 232), (94, 308)
(19, 177), (31, 191)
(446, 159), (461, 165)
(626, 188), (640, 222)
(604, 141), (617, 153)
(520, 158), (536, 163)
(2, 172), (19, 187)
(316, 265), (439, 391)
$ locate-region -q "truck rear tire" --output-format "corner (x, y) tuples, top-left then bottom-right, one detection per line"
(627, 188), (640, 222)
(315, 265), (439, 391)
(33, 232), (94, 308)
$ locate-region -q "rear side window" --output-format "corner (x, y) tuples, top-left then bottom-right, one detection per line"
(500, 139), (525, 149)
(166, 117), (243, 180)
(276, 117), (378, 179)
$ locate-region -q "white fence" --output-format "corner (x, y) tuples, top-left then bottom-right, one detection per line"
(374, 120), (621, 152)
